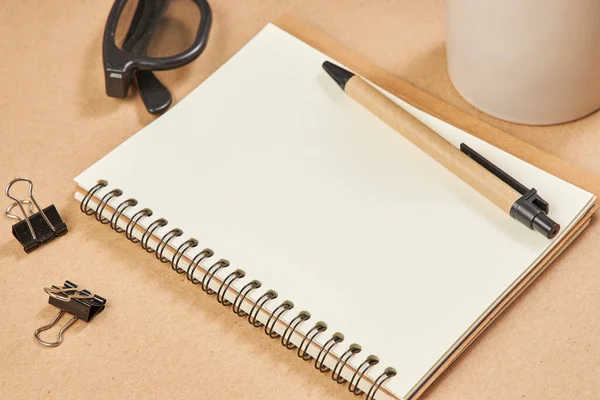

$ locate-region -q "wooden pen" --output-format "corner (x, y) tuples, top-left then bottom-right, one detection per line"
(322, 61), (559, 239)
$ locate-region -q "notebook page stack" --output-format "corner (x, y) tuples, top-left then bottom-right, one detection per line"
(74, 24), (596, 399)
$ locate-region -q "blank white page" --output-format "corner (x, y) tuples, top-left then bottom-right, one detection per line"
(75, 24), (595, 399)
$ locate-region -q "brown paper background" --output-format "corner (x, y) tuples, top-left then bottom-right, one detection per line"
(1, 1), (599, 399)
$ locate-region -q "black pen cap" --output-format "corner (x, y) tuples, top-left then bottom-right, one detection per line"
(532, 213), (560, 239)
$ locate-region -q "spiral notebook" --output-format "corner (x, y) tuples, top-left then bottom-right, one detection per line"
(73, 22), (597, 400)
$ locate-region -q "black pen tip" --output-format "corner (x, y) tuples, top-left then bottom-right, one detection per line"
(322, 61), (355, 91)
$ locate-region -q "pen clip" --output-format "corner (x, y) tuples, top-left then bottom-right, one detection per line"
(460, 143), (549, 213)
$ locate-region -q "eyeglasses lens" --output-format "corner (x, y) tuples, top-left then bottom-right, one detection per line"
(114, 0), (201, 58)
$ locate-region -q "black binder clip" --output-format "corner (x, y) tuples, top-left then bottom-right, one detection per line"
(5, 177), (68, 253)
(34, 281), (107, 347)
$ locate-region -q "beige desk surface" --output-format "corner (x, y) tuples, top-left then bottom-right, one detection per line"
(1, 1), (600, 399)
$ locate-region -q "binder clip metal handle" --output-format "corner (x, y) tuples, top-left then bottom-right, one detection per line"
(5, 177), (68, 253)
(34, 281), (106, 348)
(34, 311), (79, 348)
(6, 199), (34, 220)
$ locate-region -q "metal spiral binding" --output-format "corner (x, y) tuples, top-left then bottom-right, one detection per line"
(349, 355), (380, 395)
(297, 321), (327, 360)
(314, 332), (344, 372)
(217, 269), (245, 305)
(172, 238), (199, 273)
(125, 208), (153, 243)
(247, 290), (278, 327)
(281, 311), (311, 349)
(332, 344), (362, 383)
(155, 228), (183, 262)
(264, 300), (294, 338)
(141, 218), (167, 252)
(232, 280), (262, 317)
(202, 259), (230, 294)
(111, 198), (138, 232)
(80, 180), (107, 215)
(366, 368), (397, 400)
(80, 181), (396, 399)
(95, 189), (122, 223)
(187, 249), (215, 282)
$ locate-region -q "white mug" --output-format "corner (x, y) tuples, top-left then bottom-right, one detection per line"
(446, 0), (600, 125)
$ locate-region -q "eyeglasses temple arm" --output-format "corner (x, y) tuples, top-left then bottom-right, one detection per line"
(136, 70), (172, 114)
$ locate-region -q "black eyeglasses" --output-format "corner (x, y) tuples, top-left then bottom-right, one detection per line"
(103, 0), (212, 114)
